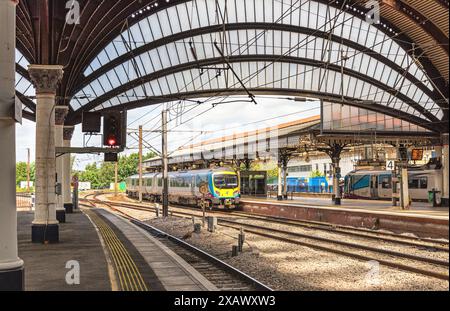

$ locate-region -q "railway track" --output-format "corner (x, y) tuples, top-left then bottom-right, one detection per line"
(80, 195), (272, 291)
(80, 193), (449, 281)
(82, 193), (449, 249)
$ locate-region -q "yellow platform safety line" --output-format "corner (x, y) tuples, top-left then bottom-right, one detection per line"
(85, 210), (149, 291)
(88, 211), (148, 291)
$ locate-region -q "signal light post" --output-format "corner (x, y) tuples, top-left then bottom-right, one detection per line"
(103, 111), (122, 148)
(162, 110), (169, 217)
(138, 125), (143, 203)
(102, 111), (125, 163)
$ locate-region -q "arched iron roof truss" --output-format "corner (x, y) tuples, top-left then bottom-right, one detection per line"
(15, 0), (449, 132)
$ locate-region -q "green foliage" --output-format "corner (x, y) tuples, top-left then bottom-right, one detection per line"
(250, 161), (278, 179)
(17, 186), (34, 193)
(78, 152), (155, 189)
(16, 162), (35, 186)
(310, 170), (324, 178)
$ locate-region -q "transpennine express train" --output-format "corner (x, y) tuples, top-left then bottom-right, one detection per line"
(344, 168), (442, 201)
(126, 168), (240, 209)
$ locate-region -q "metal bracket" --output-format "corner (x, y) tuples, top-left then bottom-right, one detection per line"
(0, 96), (22, 124)
(55, 146), (125, 157)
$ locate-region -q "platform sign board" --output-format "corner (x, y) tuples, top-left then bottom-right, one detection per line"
(411, 149), (424, 161)
(78, 182), (91, 191)
(110, 182), (126, 191)
(20, 181), (34, 189)
(386, 160), (395, 171)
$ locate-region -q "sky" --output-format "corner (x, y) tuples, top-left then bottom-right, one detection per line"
(15, 96), (320, 170)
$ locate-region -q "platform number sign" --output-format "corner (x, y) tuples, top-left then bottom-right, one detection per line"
(386, 160), (395, 171)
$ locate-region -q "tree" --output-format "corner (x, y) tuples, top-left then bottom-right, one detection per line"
(250, 161), (278, 180)
(79, 163), (101, 188)
(77, 152), (156, 189)
(310, 170), (324, 178)
(16, 161), (35, 186)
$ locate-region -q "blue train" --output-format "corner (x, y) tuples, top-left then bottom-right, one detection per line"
(286, 177), (330, 193)
(344, 169), (442, 201)
(126, 167), (240, 209)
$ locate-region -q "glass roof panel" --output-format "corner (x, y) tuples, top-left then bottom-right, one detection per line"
(75, 29), (436, 118)
(72, 0), (442, 127)
(15, 72), (34, 97)
(84, 0), (430, 88)
(15, 49), (30, 68)
(94, 61), (427, 120)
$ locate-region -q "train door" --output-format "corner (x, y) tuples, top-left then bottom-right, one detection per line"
(378, 174), (392, 199)
(191, 175), (196, 196)
(344, 175), (352, 196)
(370, 175), (378, 199)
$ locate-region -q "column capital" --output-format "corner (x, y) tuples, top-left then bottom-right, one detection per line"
(27, 65), (64, 94)
(55, 106), (69, 126)
(63, 126), (75, 141)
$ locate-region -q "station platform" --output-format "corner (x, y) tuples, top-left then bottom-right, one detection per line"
(244, 196), (450, 218)
(18, 210), (111, 291)
(17, 208), (217, 291)
(240, 197), (449, 239)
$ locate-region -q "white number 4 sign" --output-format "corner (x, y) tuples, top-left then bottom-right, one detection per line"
(386, 160), (395, 171)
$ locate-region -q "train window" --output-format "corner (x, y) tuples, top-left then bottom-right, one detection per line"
(170, 178), (179, 187)
(146, 178), (152, 187)
(196, 174), (208, 187)
(214, 174), (238, 189)
(419, 177), (428, 189)
(381, 176), (391, 189)
(183, 176), (191, 188)
(158, 178), (162, 187)
(408, 179), (420, 189)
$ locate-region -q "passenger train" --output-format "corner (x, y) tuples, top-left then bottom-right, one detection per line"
(344, 168), (442, 201)
(126, 168), (240, 209)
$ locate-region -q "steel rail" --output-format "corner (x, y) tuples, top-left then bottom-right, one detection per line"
(83, 195), (449, 250)
(81, 196), (273, 291)
(217, 218), (449, 267)
(80, 195), (449, 281)
(218, 222), (449, 281)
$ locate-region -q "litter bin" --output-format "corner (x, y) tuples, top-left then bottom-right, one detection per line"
(428, 189), (442, 207)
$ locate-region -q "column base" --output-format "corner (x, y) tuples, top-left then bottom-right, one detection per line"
(283, 194), (288, 199)
(32, 224), (59, 244)
(392, 198), (398, 207)
(0, 266), (24, 291)
(334, 198), (341, 205)
(56, 209), (66, 223)
(64, 203), (74, 213)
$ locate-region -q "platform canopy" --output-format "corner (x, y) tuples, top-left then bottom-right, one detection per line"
(15, 0), (449, 133)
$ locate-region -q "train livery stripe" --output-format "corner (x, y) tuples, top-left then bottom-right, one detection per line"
(352, 175), (370, 191)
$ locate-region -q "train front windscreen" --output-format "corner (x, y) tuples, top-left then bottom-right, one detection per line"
(213, 174), (238, 189)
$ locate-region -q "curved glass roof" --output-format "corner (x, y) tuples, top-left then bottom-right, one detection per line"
(16, 48), (30, 69)
(15, 49), (36, 116)
(65, 0), (445, 127)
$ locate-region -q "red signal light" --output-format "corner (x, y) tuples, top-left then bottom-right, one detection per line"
(107, 135), (117, 146)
